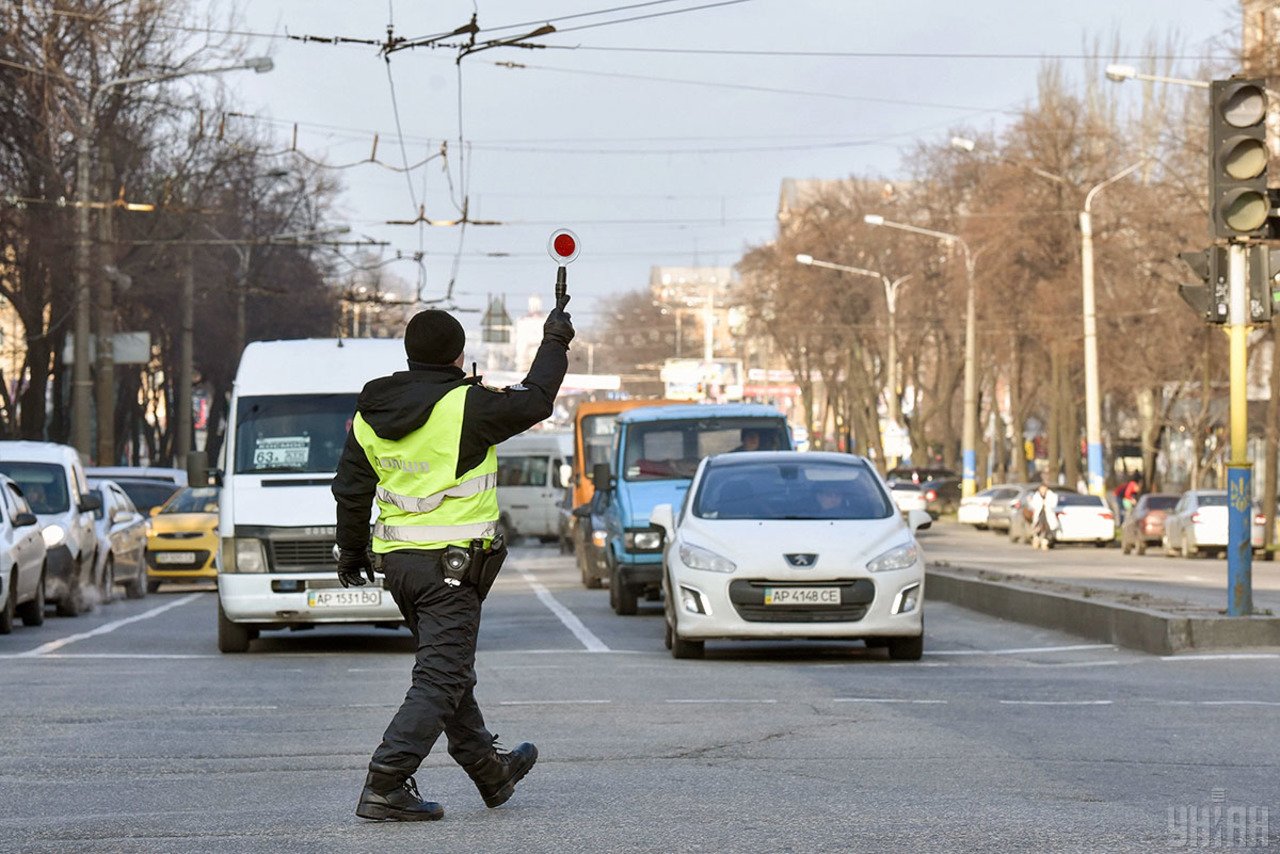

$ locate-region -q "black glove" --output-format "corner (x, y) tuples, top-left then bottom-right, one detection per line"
(336, 547), (375, 588)
(543, 294), (575, 347)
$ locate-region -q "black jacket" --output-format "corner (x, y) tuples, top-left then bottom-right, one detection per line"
(332, 338), (568, 551)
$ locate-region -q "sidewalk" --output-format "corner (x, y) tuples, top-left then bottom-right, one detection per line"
(919, 521), (1280, 653)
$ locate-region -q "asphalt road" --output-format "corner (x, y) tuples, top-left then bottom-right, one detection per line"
(1, 540), (1277, 853)
(929, 520), (1280, 613)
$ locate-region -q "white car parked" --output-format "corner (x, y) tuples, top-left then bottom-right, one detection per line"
(1163, 490), (1265, 557)
(957, 484), (1020, 529)
(1049, 493), (1116, 546)
(0, 474), (48, 633)
(650, 452), (930, 661)
(887, 481), (928, 516)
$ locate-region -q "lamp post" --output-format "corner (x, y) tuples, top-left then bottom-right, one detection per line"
(949, 136), (1143, 497)
(864, 214), (978, 497)
(795, 253), (911, 458)
(73, 56), (273, 461)
(1104, 64), (1210, 90)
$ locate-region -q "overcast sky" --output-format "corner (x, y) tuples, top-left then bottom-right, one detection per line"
(210, 0), (1237, 336)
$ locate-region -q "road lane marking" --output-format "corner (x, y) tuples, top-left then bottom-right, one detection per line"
(665, 699), (778, 704)
(513, 567), (610, 653)
(930, 643), (1116, 656)
(1197, 700), (1280, 706)
(0, 652), (219, 660)
(834, 698), (948, 704)
(1162, 660), (1280, 665)
(999, 700), (1113, 706)
(499, 699), (612, 706)
(14, 593), (204, 657)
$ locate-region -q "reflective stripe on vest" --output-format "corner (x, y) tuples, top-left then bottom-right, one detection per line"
(373, 519), (497, 543)
(375, 471), (498, 514)
(352, 384), (499, 553)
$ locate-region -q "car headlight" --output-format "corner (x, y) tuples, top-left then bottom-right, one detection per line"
(867, 542), (919, 573)
(591, 530), (608, 548)
(42, 524), (66, 549)
(677, 541), (736, 573)
(221, 537), (268, 573)
(623, 528), (663, 553)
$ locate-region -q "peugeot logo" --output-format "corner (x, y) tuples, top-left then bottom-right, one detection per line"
(785, 553), (818, 568)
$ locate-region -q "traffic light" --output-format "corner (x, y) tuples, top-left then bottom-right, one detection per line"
(1210, 78), (1270, 240)
(1178, 248), (1228, 323)
(1248, 245), (1280, 323)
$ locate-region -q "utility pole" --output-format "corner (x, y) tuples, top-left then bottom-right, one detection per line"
(1227, 243), (1254, 615)
(95, 159), (116, 465)
(73, 134), (94, 459)
(177, 246), (194, 465)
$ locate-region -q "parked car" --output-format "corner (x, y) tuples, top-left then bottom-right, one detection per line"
(0, 474), (48, 633)
(985, 485), (1031, 533)
(886, 466), (957, 485)
(0, 441), (101, 616)
(557, 487), (576, 555)
(887, 481), (928, 516)
(1050, 493), (1116, 546)
(1162, 490), (1266, 557)
(145, 486), (219, 591)
(650, 452), (930, 661)
(1009, 486), (1079, 544)
(958, 484), (1021, 529)
(86, 467), (186, 515)
(1120, 493), (1179, 555)
(920, 477), (962, 518)
(87, 479), (149, 600)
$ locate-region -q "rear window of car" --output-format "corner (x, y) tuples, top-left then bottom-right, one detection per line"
(0, 462), (69, 514)
(1197, 494), (1228, 507)
(889, 482), (922, 492)
(1056, 493), (1107, 507)
(693, 459), (894, 521)
(160, 487), (219, 514)
(116, 480), (181, 513)
(1144, 495), (1178, 511)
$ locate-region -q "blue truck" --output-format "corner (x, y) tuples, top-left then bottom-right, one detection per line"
(596, 403), (794, 615)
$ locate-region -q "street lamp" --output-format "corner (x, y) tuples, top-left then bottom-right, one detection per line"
(1104, 64), (1210, 90)
(73, 56), (274, 462)
(863, 215), (978, 497)
(794, 253), (911, 451)
(949, 137), (1144, 497)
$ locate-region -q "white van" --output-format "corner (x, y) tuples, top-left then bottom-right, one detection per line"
(0, 441), (100, 616)
(216, 339), (408, 653)
(495, 432), (573, 542)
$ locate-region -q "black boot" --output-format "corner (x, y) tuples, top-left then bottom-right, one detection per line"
(356, 762), (444, 821)
(462, 742), (538, 808)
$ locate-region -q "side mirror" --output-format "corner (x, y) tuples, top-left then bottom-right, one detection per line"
(13, 512), (37, 528)
(572, 504), (592, 519)
(110, 507), (133, 524)
(650, 503), (675, 537)
(559, 463), (573, 490)
(79, 493), (102, 513)
(908, 508), (932, 532)
(149, 506), (162, 518)
(592, 463), (613, 493)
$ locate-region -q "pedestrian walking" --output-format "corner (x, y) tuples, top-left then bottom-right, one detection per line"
(331, 302), (574, 821)
(1027, 481), (1060, 550)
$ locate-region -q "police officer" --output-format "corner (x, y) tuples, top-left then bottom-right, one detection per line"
(332, 302), (573, 821)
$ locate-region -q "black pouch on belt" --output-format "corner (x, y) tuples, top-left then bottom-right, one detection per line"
(467, 534), (508, 601)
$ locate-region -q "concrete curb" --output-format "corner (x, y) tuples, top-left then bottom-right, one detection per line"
(926, 563), (1280, 655)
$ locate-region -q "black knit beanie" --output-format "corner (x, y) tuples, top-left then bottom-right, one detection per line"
(404, 309), (465, 365)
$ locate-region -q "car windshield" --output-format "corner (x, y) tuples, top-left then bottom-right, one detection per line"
(693, 459), (894, 520)
(115, 480), (181, 513)
(622, 418), (789, 481)
(1144, 495), (1178, 511)
(235, 394), (359, 475)
(0, 462), (69, 514)
(497, 455), (549, 487)
(1198, 493), (1228, 507)
(160, 487), (219, 514)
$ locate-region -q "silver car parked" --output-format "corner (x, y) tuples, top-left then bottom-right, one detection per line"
(0, 474), (49, 633)
(87, 479), (149, 601)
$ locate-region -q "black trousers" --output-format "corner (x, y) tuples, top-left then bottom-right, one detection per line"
(369, 550), (494, 775)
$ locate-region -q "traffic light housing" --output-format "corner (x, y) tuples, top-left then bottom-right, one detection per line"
(1210, 78), (1270, 240)
(1178, 248), (1228, 323)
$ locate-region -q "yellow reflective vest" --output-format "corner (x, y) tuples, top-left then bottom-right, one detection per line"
(352, 385), (499, 553)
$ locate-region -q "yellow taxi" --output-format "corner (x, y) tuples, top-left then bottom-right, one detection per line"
(145, 486), (219, 592)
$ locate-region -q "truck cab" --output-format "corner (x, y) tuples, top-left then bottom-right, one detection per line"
(599, 404), (793, 615)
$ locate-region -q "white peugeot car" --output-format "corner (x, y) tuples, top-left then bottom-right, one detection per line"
(650, 452), (930, 661)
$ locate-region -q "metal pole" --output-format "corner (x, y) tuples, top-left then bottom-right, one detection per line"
(884, 277), (900, 427)
(176, 246), (194, 464)
(961, 247), (978, 498)
(72, 134), (93, 458)
(703, 288), (714, 401)
(1227, 242), (1253, 616)
(234, 245), (249, 358)
(1079, 208), (1105, 497)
